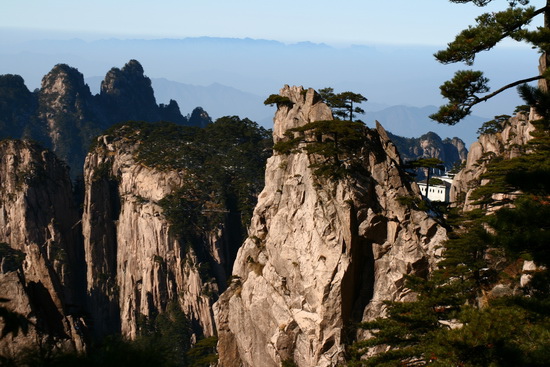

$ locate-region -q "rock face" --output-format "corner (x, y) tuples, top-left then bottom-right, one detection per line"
(187, 106), (213, 128)
(38, 64), (103, 174)
(82, 130), (224, 339)
(387, 131), (468, 170)
(99, 60), (162, 125)
(0, 74), (37, 140)
(0, 60), (201, 178)
(214, 86), (446, 367)
(0, 140), (85, 356)
(450, 112), (535, 209)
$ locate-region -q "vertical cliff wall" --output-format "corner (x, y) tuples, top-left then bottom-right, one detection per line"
(450, 111), (536, 209)
(38, 64), (104, 174)
(0, 140), (85, 356)
(214, 86), (446, 367)
(83, 129), (226, 339)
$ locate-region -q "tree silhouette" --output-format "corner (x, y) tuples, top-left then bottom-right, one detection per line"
(318, 87), (367, 121)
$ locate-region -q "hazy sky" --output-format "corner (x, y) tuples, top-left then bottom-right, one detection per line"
(1, 0), (521, 46)
(1, 0), (542, 145)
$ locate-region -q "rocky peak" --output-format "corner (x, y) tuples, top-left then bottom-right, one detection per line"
(445, 137), (467, 159)
(38, 64), (101, 176)
(387, 130), (468, 170)
(450, 112), (535, 209)
(41, 64), (92, 99)
(214, 86), (446, 367)
(159, 99), (188, 125)
(188, 106), (212, 128)
(0, 74), (36, 138)
(99, 59), (161, 124)
(273, 85), (331, 142)
(82, 124), (238, 340)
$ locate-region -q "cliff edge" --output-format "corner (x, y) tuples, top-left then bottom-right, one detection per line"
(214, 86), (446, 367)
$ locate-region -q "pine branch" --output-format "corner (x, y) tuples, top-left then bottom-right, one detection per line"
(475, 74), (544, 103)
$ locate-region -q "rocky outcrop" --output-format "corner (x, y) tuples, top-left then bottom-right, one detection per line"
(187, 106), (213, 128)
(0, 74), (37, 140)
(0, 60), (204, 177)
(38, 64), (104, 175)
(159, 99), (188, 125)
(82, 130), (224, 339)
(387, 131), (468, 170)
(450, 112), (535, 209)
(0, 140), (85, 356)
(99, 59), (162, 125)
(214, 86), (446, 367)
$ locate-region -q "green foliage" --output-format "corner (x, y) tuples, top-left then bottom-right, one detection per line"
(318, 87), (367, 121)
(7, 334), (179, 367)
(428, 177), (444, 186)
(518, 83), (550, 118)
(281, 359), (298, 367)
(274, 119), (368, 179)
(3, 303), (198, 367)
(435, 5), (537, 66)
(135, 302), (192, 367)
(405, 158), (445, 170)
(92, 161), (113, 181)
(477, 115), (509, 136)
(186, 336), (218, 367)
(430, 70), (490, 124)
(349, 86), (550, 366)
(487, 197), (550, 270)
(432, 1), (547, 125)
(263, 94), (294, 107)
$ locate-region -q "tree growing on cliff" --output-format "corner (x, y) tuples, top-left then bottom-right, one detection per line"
(430, 0), (550, 125)
(318, 87), (368, 121)
(349, 1), (550, 365)
(273, 119), (368, 179)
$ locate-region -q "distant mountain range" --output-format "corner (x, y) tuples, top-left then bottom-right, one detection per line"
(93, 75), (486, 146)
(2, 34), (533, 133)
(365, 105), (486, 147)
(1, 57), (472, 184)
(0, 60), (212, 177)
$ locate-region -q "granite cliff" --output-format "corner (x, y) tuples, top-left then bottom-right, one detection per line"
(387, 131), (468, 170)
(0, 140), (85, 357)
(0, 60), (211, 178)
(83, 128), (220, 339)
(1, 85), (450, 364)
(214, 86), (446, 367)
(450, 111), (535, 210)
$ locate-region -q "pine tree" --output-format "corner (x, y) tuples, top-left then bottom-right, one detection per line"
(430, 0), (550, 125)
(349, 1), (550, 365)
(318, 87), (368, 122)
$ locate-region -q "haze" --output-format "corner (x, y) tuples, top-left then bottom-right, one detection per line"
(0, 0), (541, 145)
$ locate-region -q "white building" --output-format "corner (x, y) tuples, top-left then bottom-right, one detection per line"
(418, 182), (449, 202)
(417, 175), (453, 202)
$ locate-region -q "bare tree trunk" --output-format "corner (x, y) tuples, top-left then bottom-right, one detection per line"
(539, 1), (550, 92)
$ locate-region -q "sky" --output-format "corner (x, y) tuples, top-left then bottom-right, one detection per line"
(0, 0), (543, 145)
(0, 0), (522, 46)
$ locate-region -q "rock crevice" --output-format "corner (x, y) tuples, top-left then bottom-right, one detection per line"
(215, 86), (446, 367)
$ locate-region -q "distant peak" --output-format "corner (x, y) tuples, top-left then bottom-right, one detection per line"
(122, 59), (144, 75)
(42, 63), (87, 90)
